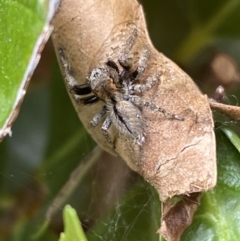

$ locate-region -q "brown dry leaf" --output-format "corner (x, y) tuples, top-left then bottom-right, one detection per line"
(159, 193), (201, 241)
(51, 0), (217, 240)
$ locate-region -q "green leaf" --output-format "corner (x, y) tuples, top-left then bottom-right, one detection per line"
(59, 205), (88, 241)
(0, 0), (59, 140)
(181, 128), (240, 240)
(220, 126), (240, 153)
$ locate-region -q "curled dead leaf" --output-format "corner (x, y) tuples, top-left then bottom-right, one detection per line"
(51, 0), (217, 240)
(159, 193), (201, 241)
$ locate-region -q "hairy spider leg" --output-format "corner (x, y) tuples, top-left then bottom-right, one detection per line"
(80, 95), (99, 104)
(91, 106), (116, 146)
(106, 39), (151, 91)
(106, 60), (119, 73)
(129, 71), (162, 94)
(126, 48), (161, 95)
(69, 82), (99, 105)
(101, 116), (113, 144)
(117, 28), (138, 83)
(129, 95), (184, 121)
(91, 106), (108, 127)
(116, 32), (158, 96)
(106, 60), (122, 88)
(130, 48), (150, 81)
(70, 84), (92, 95)
(118, 28), (138, 69)
(58, 47), (99, 104)
(58, 47), (78, 88)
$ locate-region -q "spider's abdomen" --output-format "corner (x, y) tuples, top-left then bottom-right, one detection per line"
(110, 100), (145, 145)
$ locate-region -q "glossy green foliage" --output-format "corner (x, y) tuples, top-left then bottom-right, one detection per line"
(0, 0), (46, 129)
(182, 128), (240, 241)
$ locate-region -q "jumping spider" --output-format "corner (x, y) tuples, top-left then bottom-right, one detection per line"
(58, 36), (184, 147)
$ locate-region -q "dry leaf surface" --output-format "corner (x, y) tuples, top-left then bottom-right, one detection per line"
(159, 193), (201, 241)
(52, 0), (217, 240)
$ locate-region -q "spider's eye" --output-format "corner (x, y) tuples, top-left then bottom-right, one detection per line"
(88, 68), (110, 92)
(88, 68), (100, 80)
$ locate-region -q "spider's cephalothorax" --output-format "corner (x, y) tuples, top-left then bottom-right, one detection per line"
(58, 34), (184, 147)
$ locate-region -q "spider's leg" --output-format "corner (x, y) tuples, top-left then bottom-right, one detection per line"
(91, 106), (107, 127)
(101, 116), (113, 144)
(106, 60), (122, 88)
(106, 60), (119, 73)
(129, 71), (162, 94)
(58, 47), (99, 105)
(129, 95), (184, 121)
(58, 47), (78, 89)
(131, 49), (150, 81)
(118, 28), (137, 69)
(71, 84), (92, 95)
(80, 95), (99, 105)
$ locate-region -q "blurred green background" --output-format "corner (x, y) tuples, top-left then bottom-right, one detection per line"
(1, 0), (240, 240)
